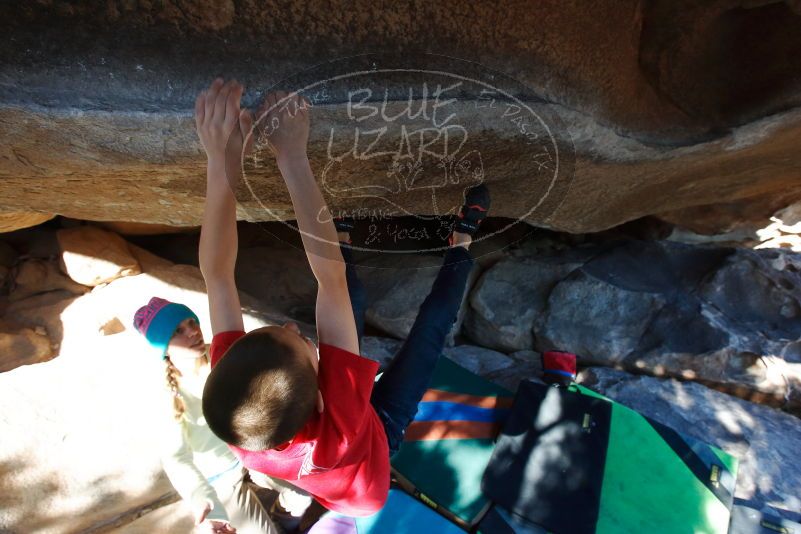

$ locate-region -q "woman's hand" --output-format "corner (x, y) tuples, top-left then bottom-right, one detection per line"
(193, 500), (237, 534)
(196, 519), (237, 534)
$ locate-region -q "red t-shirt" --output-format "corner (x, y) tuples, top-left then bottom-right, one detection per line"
(209, 331), (390, 516)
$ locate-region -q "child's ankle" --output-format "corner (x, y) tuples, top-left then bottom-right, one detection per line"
(450, 231), (472, 249)
(337, 231), (351, 244)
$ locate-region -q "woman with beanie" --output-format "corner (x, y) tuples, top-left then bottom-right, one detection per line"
(133, 296), (278, 534)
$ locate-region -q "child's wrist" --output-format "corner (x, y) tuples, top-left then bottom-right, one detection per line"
(207, 158), (226, 173)
(276, 150), (309, 168)
(206, 159), (233, 188)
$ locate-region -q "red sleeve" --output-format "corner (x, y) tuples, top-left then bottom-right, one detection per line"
(317, 343), (380, 440)
(209, 330), (246, 368)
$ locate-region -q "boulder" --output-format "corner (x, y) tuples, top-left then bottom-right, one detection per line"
(566, 245), (801, 409)
(465, 256), (583, 352)
(0, 240), (17, 269)
(9, 258), (88, 301)
(541, 270), (667, 361)
(359, 337), (528, 388)
(657, 193), (801, 237)
(578, 367), (801, 523)
(127, 243), (175, 273)
(659, 197), (801, 247)
(357, 254), (482, 346)
(2, 290), (80, 356)
(97, 221), (199, 236)
(0, 241), (18, 290)
(113, 500), (193, 534)
(483, 350), (545, 391)
(442, 344), (517, 377)
(2, 2), (801, 234)
(0, 321), (52, 372)
(76, 260), (304, 345)
(751, 200), (801, 252)
(464, 240), (801, 410)
(360, 336), (403, 370)
(234, 244), (317, 325)
(57, 226), (141, 286)
(699, 250), (801, 354)
(0, 211), (55, 233)
(0, 328), (180, 533)
(0, 226), (61, 259)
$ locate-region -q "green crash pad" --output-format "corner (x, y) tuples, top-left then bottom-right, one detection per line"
(390, 356), (513, 528)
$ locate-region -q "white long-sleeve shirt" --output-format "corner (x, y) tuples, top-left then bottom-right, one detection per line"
(158, 368), (240, 523)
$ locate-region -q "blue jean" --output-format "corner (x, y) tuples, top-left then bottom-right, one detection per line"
(340, 245), (474, 455)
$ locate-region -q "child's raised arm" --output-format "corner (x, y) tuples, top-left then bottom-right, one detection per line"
(196, 78), (252, 335)
(261, 91), (359, 355)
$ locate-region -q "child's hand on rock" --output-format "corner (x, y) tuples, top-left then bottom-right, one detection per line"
(195, 78), (253, 185)
(257, 91), (311, 164)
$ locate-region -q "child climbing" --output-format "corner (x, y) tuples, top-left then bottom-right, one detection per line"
(194, 78), (491, 516)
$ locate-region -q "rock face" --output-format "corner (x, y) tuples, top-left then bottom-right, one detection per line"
(0, 212), (54, 233)
(465, 255), (584, 351)
(0, 333), (176, 534)
(234, 243), (318, 326)
(578, 367), (801, 523)
(1, 2), (800, 233)
(9, 258), (88, 301)
(442, 344), (517, 377)
(360, 336), (403, 370)
(357, 254), (481, 346)
(0, 321), (52, 372)
(465, 240), (801, 411)
(57, 226), (142, 286)
(2, 290), (81, 359)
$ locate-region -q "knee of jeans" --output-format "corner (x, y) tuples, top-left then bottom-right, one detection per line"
(387, 432), (404, 456)
(375, 406), (408, 453)
(414, 307), (459, 337)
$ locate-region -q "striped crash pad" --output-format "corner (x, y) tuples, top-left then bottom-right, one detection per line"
(390, 356), (513, 527)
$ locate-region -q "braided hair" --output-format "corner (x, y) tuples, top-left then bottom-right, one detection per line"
(164, 356), (186, 421)
(163, 351), (210, 421)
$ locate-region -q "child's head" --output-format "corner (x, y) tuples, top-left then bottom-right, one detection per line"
(133, 297), (203, 361)
(202, 322), (319, 451)
(133, 296), (207, 421)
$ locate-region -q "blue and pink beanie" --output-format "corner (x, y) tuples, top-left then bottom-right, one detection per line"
(133, 297), (199, 358)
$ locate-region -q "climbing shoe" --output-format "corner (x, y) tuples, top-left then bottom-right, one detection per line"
(449, 184), (491, 245)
